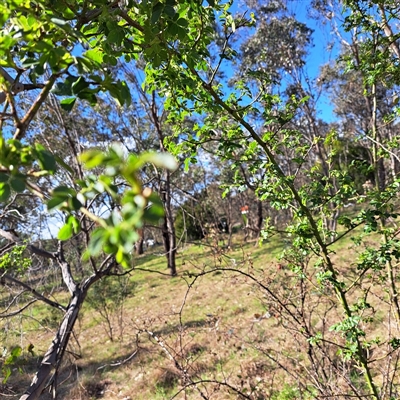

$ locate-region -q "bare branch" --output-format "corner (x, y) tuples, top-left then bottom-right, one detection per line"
(0, 228), (57, 259)
(56, 241), (77, 295)
(13, 75), (58, 140)
(0, 298), (37, 317)
(0, 67), (45, 104)
(19, 288), (85, 400)
(0, 274), (66, 312)
(97, 347), (139, 370)
(378, 5), (400, 59)
(118, 9), (145, 33)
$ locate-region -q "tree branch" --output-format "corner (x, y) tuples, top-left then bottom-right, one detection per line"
(13, 75), (58, 140)
(0, 228), (57, 259)
(378, 5), (400, 59)
(0, 274), (66, 312)
(56, 241), (77, 295)
(20, 257), (117, 400)
(0, 66), (45, 104)
(19, 287), (85, 400)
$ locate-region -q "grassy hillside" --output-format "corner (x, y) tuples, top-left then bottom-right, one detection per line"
(1, 229), (396, 399)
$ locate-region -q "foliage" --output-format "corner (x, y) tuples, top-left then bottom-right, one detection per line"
(1, 0), (400, 399)
(175, 187), (222, 241)
(1, 345), (22, 384)
(151, 0), (400, 398)
(86, 274), (136, 341)
(0, 244), (30, 274)
(271, 384), (301, 400)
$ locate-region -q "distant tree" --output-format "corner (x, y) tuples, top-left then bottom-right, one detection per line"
(0, 0), (193, 397)
(161, 0), (400, 397)
(175, 183), (234, 242)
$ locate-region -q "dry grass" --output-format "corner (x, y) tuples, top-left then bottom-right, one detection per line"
(2, 230), (400, 399)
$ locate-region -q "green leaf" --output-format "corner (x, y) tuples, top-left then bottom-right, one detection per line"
(2, 366), (11, 384)
(0, 183), (11, 202)
(103, 54), (118, 66)
(84, 49), (104, 65)
(51, 76), (78, 96)
(21, 58), (39, 69)
(52, 186), (75, 196)
(60, 97), (76, 111)
(10, 346), (22, 359)
(35, 145), (56, 173)
(68, 196), (82, 210)
(151, 2), (164, 24)
(60, 6), (75, 20)
(107, 28), (125, 45)
(68, 215), (80, 234)
(115, 247), (127, 264)
(88, 227), (107, 256)
(55, 155), (74, 173)
(120, 229), (139, 250)
(119, 81), (131, 107)
(0, 173), (9, 183)
(105, 80), (131, 107)
(79, 150), (104, 169)
(58, 223), (73, 240)
(51, 82), (73, 96)
(77, 90), (97, 105)
(47, 186), (75, 210)
(164, 4), (175, 18)
(144, 203), (165, 223)
(47, 196), (67, 211)
(176, 18), (188, 28)
(103, 242), (118, 254)
(109, 226), (121, 245)
(71, 77), (89, 94)
(184, 157), (190, 172)
(10, 177), (25, 193)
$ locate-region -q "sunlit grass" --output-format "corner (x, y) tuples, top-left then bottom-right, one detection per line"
(2, 224), (397, 399)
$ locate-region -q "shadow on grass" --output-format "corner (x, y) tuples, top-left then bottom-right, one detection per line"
(3, 354), (47, 399)
(152, 318), (209, 336)
(248, 240), (285, 260)
(6, 347), (142, 400)
(131, 234), (286, 276)
(10, 336), (218, 400)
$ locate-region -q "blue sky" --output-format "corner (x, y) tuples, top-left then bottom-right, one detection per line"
(289, 0), (339, 122)
(284, 0), (340, 122)
(231, 0), (342, 123)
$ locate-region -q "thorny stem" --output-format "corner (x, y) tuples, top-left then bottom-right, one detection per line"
(373, 80), (400, 331)
(386, 233), (400, 326)
(371, 77), (400, 328)
(184, 65), (380, 398)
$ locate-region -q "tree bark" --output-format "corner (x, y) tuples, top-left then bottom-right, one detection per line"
(20, 288), (85, 400)
(150, 91), (177, 276)
(255, 199), (263, 241)
(135, 228), (144, 255)
(161, 179), (177, 276)
(18, 241), (116, 400)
